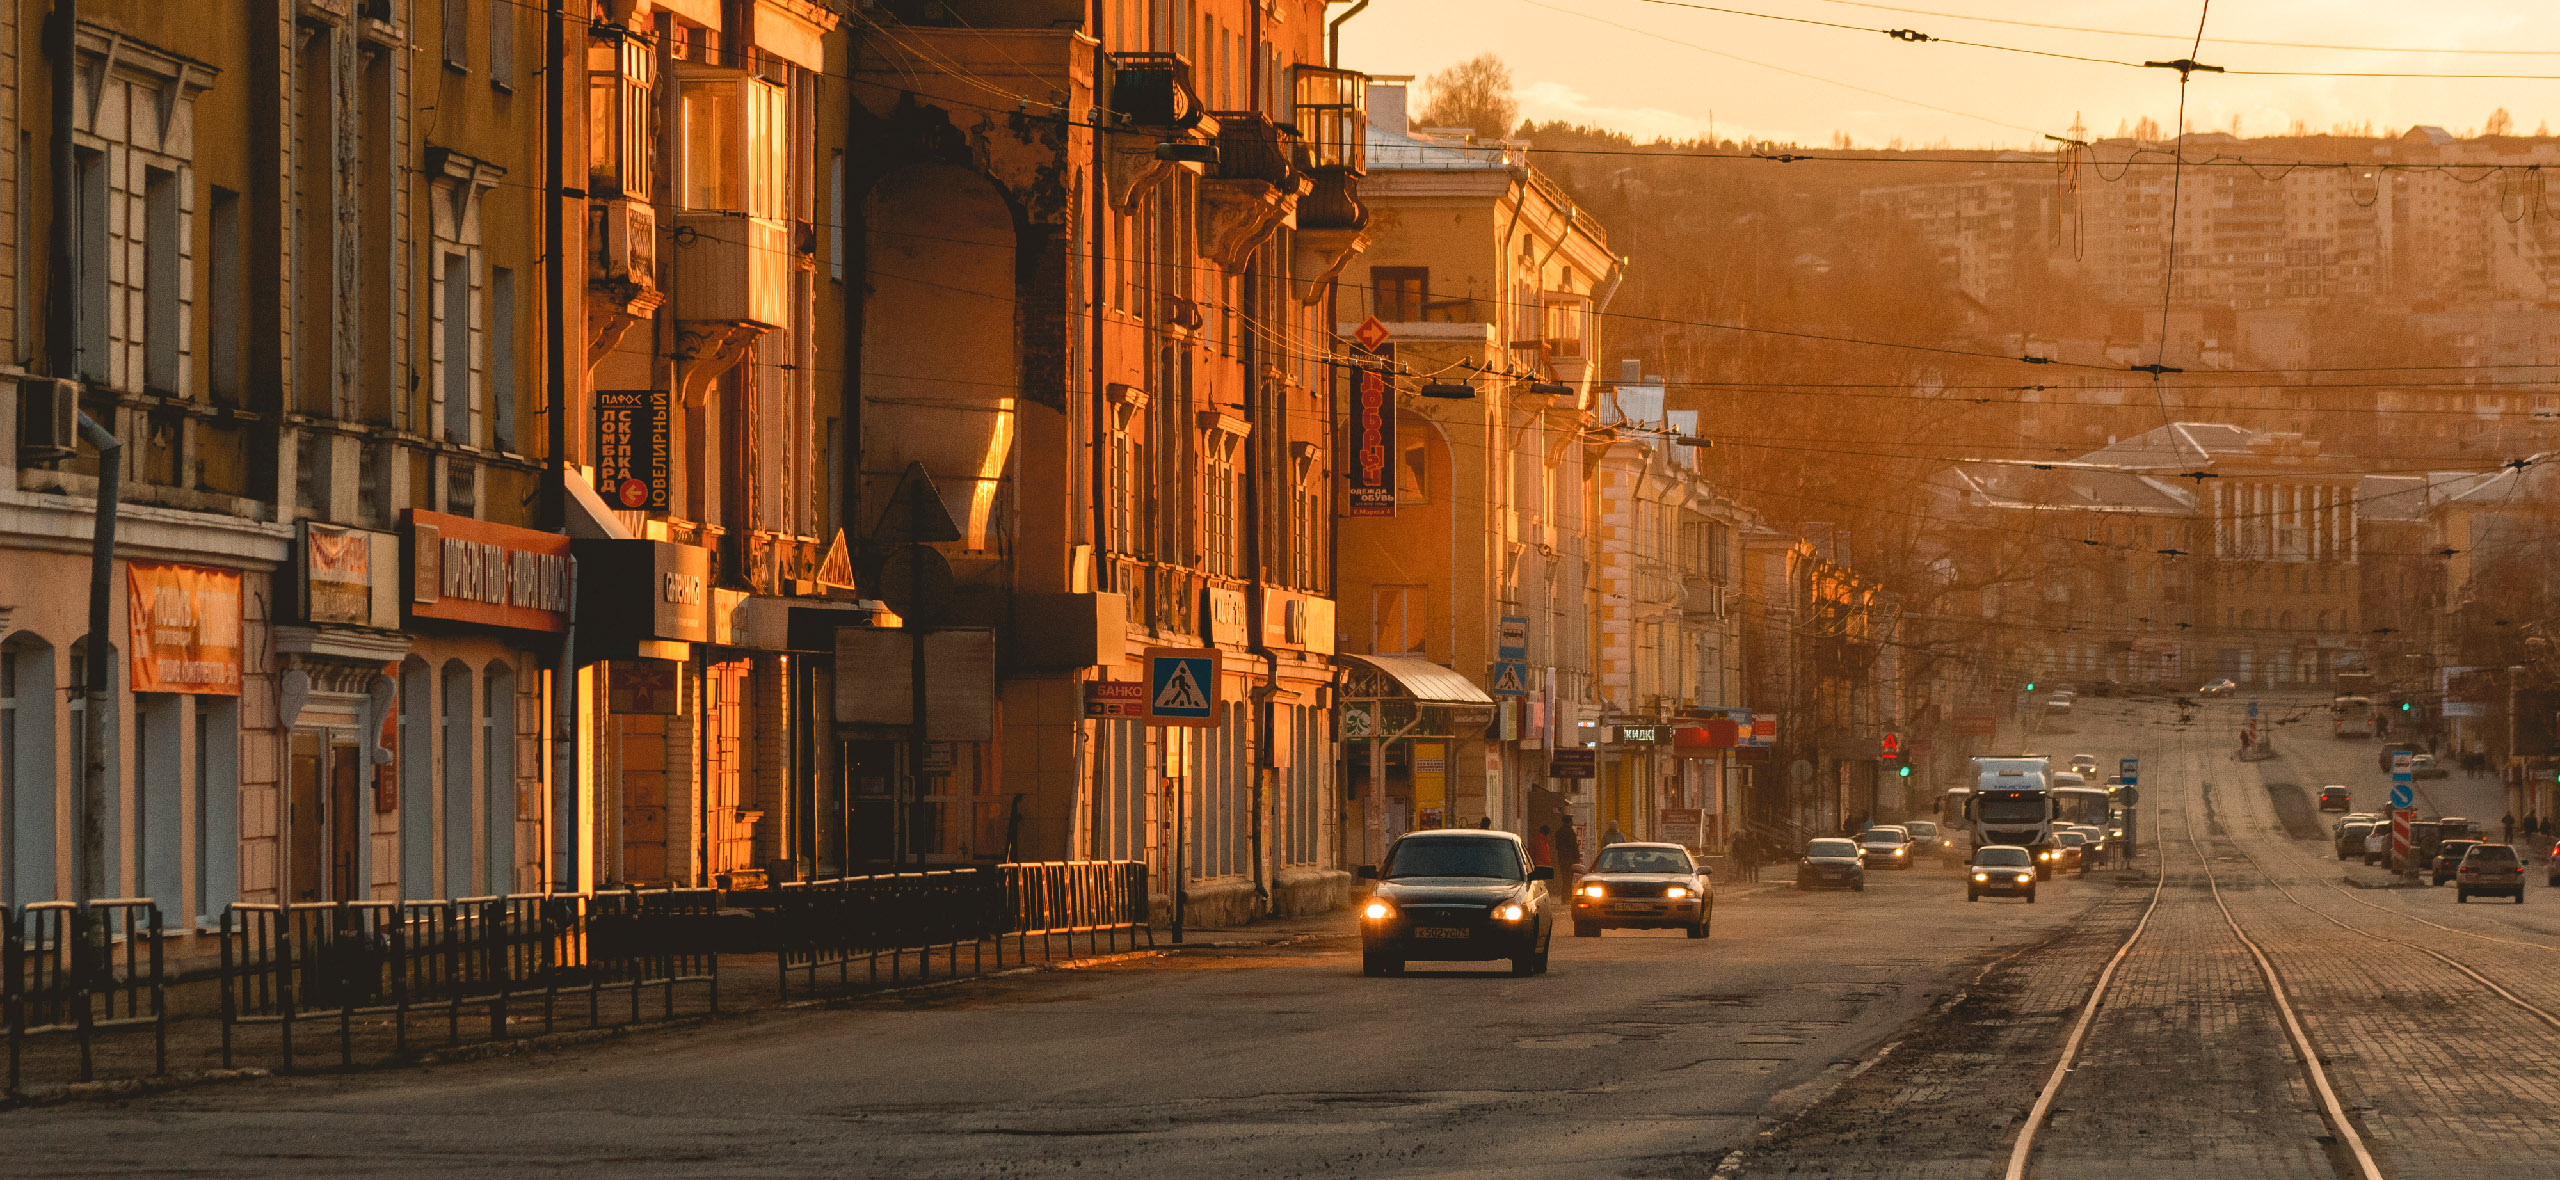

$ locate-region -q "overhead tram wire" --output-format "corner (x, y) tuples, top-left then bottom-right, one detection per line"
(2143, 3), (2216, 439)
(1795, 0), (2560, 57)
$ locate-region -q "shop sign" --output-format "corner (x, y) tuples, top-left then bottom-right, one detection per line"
(1617, 725), (1662, 744)
(1342, 701), (1378, 739)
(1549, 749), (1596, 779)
(126, 562), (243, 695)
(609, 660), (683, 715)
(410, 510), (572, 633)
(572, 538), (712, 645)
(300, 522), (400, 628)
(1347, 368), (1396, 517)
(1203, 586), (1250, 646)
(1673, 716), (1746, 754)
(1084, 680), (1148, 719)
(1258, 589), (1337, 655)
(1749, 715), (1778, 747)
(596, 389), (672, 512)
(1657, 807), (1704, 847)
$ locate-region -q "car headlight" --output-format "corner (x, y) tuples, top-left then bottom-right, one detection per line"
(1362, 901), (1393, 921)
(1665, 886), (1690, 899)
(1495, 903), (1528, 922)
(2015, 873), (2033, 883)
(1893, 849), (1907, 857)
(1581, 884), (1606, 898)
(1973, 872), (1989, 881)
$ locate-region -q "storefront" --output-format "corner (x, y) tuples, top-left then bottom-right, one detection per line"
(1338, 654), (1495, 865)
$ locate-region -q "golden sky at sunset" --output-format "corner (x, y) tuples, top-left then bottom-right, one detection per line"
(1340, 1), (2560, 147)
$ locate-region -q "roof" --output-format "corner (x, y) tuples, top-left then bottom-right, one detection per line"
(1337, 653), (1495, 705)
(1365, 121), (1519, 172)
(1396, 828), (1523, 843)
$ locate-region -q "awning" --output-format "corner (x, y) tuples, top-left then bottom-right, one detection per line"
(1338, 653), (1494, 705)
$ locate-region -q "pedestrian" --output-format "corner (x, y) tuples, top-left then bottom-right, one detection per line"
(1529, 825), (1555, 869)
(1555, 822), (1584, 887)
(1601, 820), (1627, 848)
(2505, 813), (2517, 844)
(2239, 728), (2252, 753)
(1475, 816), (1493, 829)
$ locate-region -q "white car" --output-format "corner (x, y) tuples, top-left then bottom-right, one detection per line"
(2198, 678), (2237, 697)
(2069, 754), (2100, 776)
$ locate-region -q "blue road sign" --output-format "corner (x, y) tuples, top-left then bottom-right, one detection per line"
(1489, 660), (1529, 697)
(1145, 648), (1218, 725)
(2390, 781), (2414, 809)
(1498, 616), (1529, 663)
(2247, 700), (2260, 718)
(2120, 757), (2139, 774)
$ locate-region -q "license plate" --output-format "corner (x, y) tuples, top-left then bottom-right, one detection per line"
(1415, 927), (1471, 940)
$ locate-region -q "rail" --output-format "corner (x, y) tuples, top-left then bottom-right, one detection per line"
(4, 899), (166, 1090)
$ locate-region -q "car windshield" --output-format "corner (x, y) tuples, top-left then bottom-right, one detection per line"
(2341, 824), (2372, 837)
(1806, 839), (1859, 858)
(1975, 848), (2033, 867)
(2465, 845), (2516, 863)
(1905, 822), (1938, 837)
(2056, 833), (2085, 846)
(1591, 846), (1694, 874)
(1862, 829), (1906, 842)
(1382, 838), (1521, 880)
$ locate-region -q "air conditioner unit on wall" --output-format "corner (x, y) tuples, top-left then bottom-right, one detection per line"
(590, 198), (657, 290)
(17, 376), (78, 462)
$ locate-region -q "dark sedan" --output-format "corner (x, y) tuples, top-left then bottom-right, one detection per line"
(1357, 831), (1554, 977)
(1969, 845), (2039, 902)
(1796, 838), (1867, 892)
(2431, 839), (2483, 886)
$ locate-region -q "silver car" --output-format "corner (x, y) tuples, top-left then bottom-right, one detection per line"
(1857, 825), (1916, 869)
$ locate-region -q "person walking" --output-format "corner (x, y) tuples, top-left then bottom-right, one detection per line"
(2505, 813), (2517, 844)
(1601, 820), (1627, 848)
(1528, 825), (1555, 869)
(1554, 821), (1584, 891)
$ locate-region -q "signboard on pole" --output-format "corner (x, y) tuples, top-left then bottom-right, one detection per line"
(1489, 660), (1529, 697)
(1657, 807), (1704, 848)
(1549, 749), (1596, 779)
(1347, 366), (1397, 517)
(1144, 647), (1221, 726)
(1498, 616), (1529, 662)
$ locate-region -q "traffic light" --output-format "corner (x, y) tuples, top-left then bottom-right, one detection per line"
(2401, 701), (2413, 712)
(2025, 682), (2037, 692)
(1897, 764), (1912, 778)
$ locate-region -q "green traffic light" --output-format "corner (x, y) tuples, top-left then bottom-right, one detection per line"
(2025, 682), (2036, 691)
(1897, 765), (1912, 778)
(2401, 702), (2412, 711)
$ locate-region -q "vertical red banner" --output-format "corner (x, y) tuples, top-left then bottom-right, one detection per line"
(1347, 366), (1396, 517)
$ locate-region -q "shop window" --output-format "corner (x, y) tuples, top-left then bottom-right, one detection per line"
(399, 659), (434, 894)
(442, 661), (475, 896)
(2, 640), (58, 908)
(483, 663), (516, 896)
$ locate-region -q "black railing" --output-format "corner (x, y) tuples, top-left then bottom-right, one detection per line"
(773, 862), (1151, 999)
(4, 900), (166, 1091)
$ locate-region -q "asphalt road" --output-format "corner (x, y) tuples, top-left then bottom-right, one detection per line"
(0, 829), (2118, 1178)
(23, 692), (2560, 1179)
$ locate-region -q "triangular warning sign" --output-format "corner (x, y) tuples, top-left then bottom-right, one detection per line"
(1155, 662), (1209, 711)
(814, 530), (857, 591)
(1491, 663), (1526, 694)
(871, 461), (964, 545)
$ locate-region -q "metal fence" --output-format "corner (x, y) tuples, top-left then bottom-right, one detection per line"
(4, 900), (166, 1091)
(218, 889), (721, 1072)
(773, 861), (1150, 999)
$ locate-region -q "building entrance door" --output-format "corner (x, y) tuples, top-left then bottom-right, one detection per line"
(329, 741), (363, 901)
(288, 732), (324, 901)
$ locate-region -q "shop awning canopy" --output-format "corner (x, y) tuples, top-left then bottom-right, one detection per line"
(1338, 653), (1494, 705)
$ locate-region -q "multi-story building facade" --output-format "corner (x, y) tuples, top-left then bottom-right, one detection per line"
(1332, 80), (1616, 858)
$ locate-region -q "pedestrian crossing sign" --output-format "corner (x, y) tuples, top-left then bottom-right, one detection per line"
(1490, 660), (1528, 697)
(1144, 647), (1221, 727)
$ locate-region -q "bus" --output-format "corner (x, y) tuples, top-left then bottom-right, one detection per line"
(2052, 784), (2113, 852)
(2332, 696), (2376, 739)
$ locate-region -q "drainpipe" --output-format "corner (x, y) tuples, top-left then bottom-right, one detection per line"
(542, 0), (582, 892)
(1327, 1), (1368, 70)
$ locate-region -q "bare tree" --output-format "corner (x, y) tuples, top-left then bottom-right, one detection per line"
(1416, 53), (1519, 142)
(2485, 108), (2515, 137)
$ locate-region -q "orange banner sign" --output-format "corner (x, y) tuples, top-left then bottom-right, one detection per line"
(126, 562), (244, 695)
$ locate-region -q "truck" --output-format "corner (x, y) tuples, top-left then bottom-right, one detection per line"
(1967, 755), (2057, 863)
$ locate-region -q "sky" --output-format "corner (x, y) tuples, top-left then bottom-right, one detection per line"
(1336, 1), (2560, 149)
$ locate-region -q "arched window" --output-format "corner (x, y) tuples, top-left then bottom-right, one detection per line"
(399, 658), (434, 894)
(483, 661), (516, 896)
(442, 661), (475, 896)
(3, 635), (59, 907)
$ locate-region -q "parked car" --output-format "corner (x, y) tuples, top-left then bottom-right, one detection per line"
(2432, 839), (2483, 886)
(1797, 838), (1867, 892)
(1357, 830), (1555, 977)
(2335, 821), (2375, 860)
(1903, 819), (1954, 860)
(1857, 825), (1916, 869)
(1968, 845), (2039, 903)
(2199, 678), (2237, 697)
(2317, 786), (2351, 813)
(2053, 830), (2090, 876)
(2411, 753), (2449, 779)
(2456, 843), (2526, 903)
(1572, 842), (1713, 939)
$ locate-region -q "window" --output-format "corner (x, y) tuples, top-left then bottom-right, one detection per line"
(441, 662), (474, 895)
(75, 148), (108, 381)
(1289, 450), (1317, 588)
(483, 664), (515, 896)
(587, 32), (656, 198)
(444, 0), (468, 69)
(828, 151), (844, 282)
(207, 189), (242, 403)
(488, 0), (515, 89)
(1107, 400), (1141, 553)
(678, 72), (787, 215)
(1375, 586), (1426, 655)
(440, 252), (472, 442)
(194, 699), (239, 928)
(1399, 440), (1428, 502)
(488, 267), (516, 450)
(1373, 266), (1426, 321)
(399, 659), (433, 893)
(1204, 432), (1240, 576)
(143, 169), (184, 393)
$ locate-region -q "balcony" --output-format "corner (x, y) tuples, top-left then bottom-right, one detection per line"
(1108, 52), (1204, 131)
(1201, 111), (1307, 271)
(670, 213), (789, 328)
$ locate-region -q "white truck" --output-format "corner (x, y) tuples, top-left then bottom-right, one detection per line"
(1967, 755), (2057, 866)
